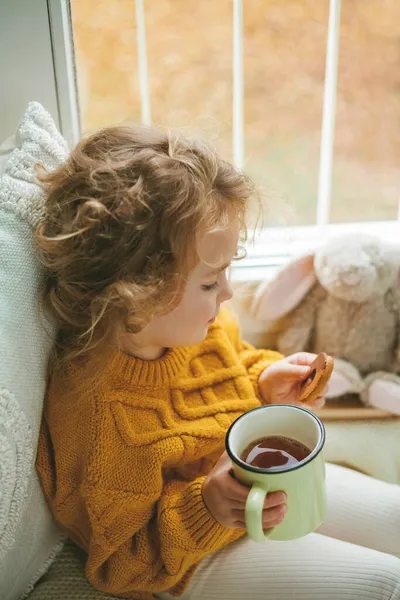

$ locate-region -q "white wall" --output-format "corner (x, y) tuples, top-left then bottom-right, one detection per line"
(0, 0), (80, 145)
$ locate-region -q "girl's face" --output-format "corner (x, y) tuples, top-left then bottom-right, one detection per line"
(120, 221), (239, 359)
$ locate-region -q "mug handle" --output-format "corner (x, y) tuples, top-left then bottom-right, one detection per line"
(245, 484), (276, 542)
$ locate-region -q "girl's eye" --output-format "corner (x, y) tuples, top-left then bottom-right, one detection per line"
(201, 282), (219, 291)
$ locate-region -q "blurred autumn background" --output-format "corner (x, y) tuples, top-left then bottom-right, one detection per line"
(70, 0), (400, 226)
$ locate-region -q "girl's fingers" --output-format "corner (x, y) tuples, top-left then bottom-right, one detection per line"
(232, 504), (287, 523)
(286, 353), (318, 366)
(231, 505), (287, 529)
(269, 361), (311, 381)
(264, 491), (287, 508)
(224, 476), (251, 502)
(231, 509), (246, 520)
(223, 458), (287, 504)
(263, 514), (286, 529)
(232, 520), (246, 528)
(229, 490), (286, 509)
(262, 505), (287, 527)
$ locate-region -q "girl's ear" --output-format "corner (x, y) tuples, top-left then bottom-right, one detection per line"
(250, 254), (317, 323)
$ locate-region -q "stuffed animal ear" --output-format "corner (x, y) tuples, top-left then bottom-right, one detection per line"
(250, 253), (317, 322)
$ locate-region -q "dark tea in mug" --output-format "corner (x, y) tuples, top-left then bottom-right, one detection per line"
(241, 435), (311, 470)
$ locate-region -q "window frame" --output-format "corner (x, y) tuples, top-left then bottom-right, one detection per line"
(51, 0), (399, 286)
(232, 219), (400, 282)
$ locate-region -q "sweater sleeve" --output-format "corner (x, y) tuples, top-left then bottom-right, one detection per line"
(82, 429), (243, 597)
(217, 306), (283, 401)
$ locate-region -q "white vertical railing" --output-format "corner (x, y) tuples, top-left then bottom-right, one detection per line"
(316, 0), (341, 228)
(134, 0), (392, 234)
(135, 0), (151, 125)
(48, 0), (81, 145)
(232, 0), (244, 169)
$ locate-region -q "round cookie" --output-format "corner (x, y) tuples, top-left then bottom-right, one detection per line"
(299, 352), (334, 403)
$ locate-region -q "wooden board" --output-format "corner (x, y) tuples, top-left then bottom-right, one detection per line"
(313, 395), (399, 422)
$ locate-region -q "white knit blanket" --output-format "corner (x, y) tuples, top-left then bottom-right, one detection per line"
(0, 102), (68, 600)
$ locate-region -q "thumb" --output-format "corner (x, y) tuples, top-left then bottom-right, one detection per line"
(271, 361), (311, 381)
(290, 364), (312, 380)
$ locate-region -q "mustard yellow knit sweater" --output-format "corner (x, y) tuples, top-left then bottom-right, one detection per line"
(36, 309), (287, 599)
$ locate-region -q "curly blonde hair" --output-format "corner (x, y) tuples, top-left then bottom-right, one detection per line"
(35, 125), (256, 364)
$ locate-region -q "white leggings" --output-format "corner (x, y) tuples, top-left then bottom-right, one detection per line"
(158, 464), (400, 600)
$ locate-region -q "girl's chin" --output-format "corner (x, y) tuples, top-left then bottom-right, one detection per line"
(179, 328), (209, 348)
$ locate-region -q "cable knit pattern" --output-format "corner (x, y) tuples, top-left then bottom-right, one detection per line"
(0, 389), (32, 563)
(0, 103), (68, 227)
(35, 308), (321, 600)
(0, 102), (68, 600)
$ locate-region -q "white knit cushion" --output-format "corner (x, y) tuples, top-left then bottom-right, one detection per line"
(0, 136), (17, 174)
(0, 102), (68, 600)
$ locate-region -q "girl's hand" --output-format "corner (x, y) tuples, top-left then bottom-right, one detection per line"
(202, 452), (287, 529)
(258, 352), (326, 409)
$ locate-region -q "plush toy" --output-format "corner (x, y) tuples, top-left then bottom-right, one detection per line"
(250, 233), (400, 415)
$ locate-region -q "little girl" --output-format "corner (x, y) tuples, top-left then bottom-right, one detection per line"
(35, 126), (400, 600)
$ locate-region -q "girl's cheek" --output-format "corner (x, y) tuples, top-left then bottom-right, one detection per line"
(204, 296), (216, 314)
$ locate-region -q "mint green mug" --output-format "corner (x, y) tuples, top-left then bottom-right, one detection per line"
(226, 404), (326, 542)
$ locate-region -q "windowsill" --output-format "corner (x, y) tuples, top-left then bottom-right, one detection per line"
(231, 220), (399, 282)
